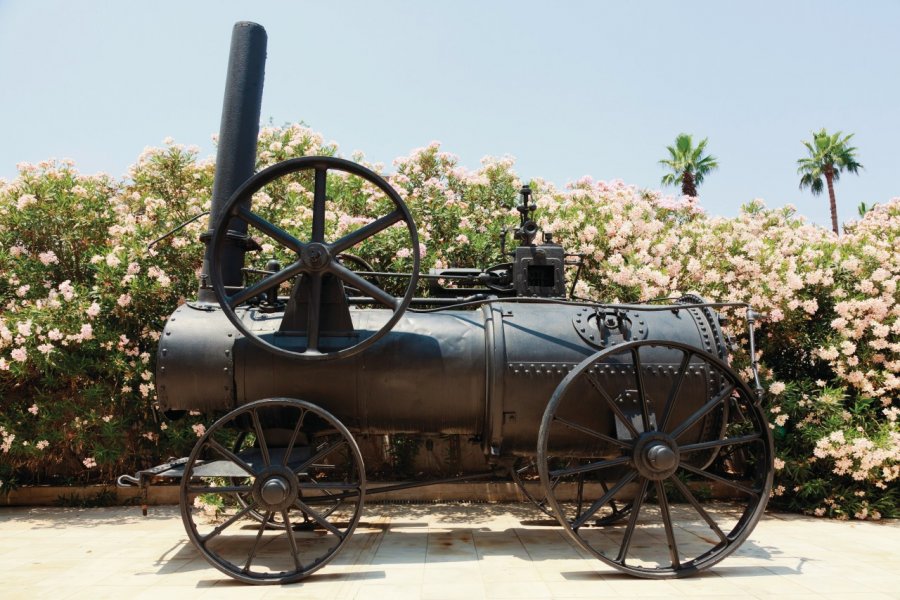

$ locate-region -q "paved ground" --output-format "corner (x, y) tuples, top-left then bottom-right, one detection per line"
(1, 503), (898, 600)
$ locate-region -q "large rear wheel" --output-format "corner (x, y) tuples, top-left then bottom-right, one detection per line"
(537, 340), (773, 578)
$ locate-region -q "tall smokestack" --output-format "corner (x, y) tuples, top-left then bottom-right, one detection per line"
(198, 21), (267, 303)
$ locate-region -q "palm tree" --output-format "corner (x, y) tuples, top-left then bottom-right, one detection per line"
(659, 133), (719, 197)
(797, 129), (862, 235)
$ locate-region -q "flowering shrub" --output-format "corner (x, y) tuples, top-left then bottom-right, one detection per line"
(0, 125), (897, 518)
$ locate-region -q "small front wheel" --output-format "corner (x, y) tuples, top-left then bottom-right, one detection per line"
(180, 398), (365, 584)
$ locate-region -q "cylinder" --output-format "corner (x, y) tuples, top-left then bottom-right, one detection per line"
(157, 300), (728, 458)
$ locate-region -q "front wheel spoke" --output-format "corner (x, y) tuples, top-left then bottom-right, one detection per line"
(329, 210), (404, 254)
(587, 374), (640, 438)
(572, 470), (637, 530)
(679, 433), (762, 454)
(283, 409), (308, 467)
(671, 383), (736, 440)
(199, 502), (257, 543)
(655, 480), (680, 568)
(293, 439), (347, 476)
(227, 260), (306, 308)
(659, 350), (692, 432)
(616, 477), (649, 564)
(281, 510), (303, 570)
(237, 206), (305, 254)
(294, 498), (344, 537)
(553, 416), (632, 449)
(243, 511), (272, 572)
(669, 476), (726, 542)
(679, 462), (760, 497)
(207, 438), (256, 477)
(251, 409), (271, 467)
(550, 455), (630, 478)
(329, 262), (398, 308)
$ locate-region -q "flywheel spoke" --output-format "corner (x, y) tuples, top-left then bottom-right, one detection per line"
(330, 209), (403, 254)
(312, 167), (327, 243)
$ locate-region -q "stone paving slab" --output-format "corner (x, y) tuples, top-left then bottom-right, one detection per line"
(1, 503), (898, 600)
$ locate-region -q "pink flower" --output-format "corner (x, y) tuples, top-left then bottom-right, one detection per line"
(58, 280), (75, 301)
(17, 194), (36, 210)
(38, 251), (58, 265)
(86, 302), (101, 318)
(28, 404), (38, 415)
(769, 381), (786, 395)
(35, 440), (49, 450)
(11, 347), (27, 362)
(192, 423), (206, 437)
(80, 324), (93, 340)
(17, 321), (31, 337)
(117, 294), (131, 307)
(82, 457), (97, 469)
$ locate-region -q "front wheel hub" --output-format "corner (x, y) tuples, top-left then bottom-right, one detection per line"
(253, 466), (299, 512)
(633, 432), (680, 480)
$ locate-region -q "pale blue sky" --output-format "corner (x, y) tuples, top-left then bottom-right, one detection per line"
(1, 0), (898, 230)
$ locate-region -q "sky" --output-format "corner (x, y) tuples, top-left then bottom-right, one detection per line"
(1, 0), (898, 230)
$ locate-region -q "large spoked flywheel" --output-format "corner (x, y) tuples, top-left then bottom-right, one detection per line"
(209, 156), (420, 360)
(180, 398), (365, 584)
(537, 340), (773, 578)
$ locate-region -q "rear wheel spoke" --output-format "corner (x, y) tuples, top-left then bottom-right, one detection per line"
(679, 462), (760, 497)
(655, 480), (680, 568)
(671, 383), (735, 440)
(587, 374), (640, 439)
(669, 476), (726, 543)
(572, 470), (637, 530)
(659, 350), (691, 433)
(616, 477), (648, 564)
(550, 455), (630, 478)
(553, 415), (632, 449)
(631, 348), (651, 432)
